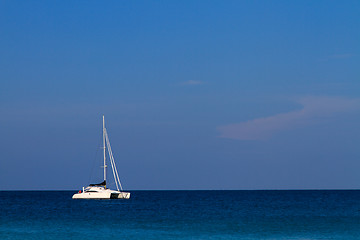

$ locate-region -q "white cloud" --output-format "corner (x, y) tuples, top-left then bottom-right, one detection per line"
(320, 53), (355, 61)
(328, 53), (354, 59)
(217, 96), (360, 140)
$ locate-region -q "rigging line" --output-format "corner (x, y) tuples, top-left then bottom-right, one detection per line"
(105, 129), (121, 191)
(108, 140), (125, 199)
(105, 129), (124, 192)
(111, 148), (124, 191)
(111, 147), (123, 191)
(105, 130), (126, 198)
(107, 136), (124, 192)
(106, 135), (119, 191)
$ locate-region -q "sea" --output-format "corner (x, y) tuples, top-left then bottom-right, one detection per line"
(1, 190), (360, 239)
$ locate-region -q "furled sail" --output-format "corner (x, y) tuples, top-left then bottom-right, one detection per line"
(89, 180), (106, 186)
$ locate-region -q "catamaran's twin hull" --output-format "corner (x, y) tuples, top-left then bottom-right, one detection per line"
(111, 192), (130, 199)
(72, 191), (130, 199)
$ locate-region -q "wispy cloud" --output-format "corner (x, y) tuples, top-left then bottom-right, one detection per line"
(180, 80), (205, 86)
(320, 53), (355, 61)
(218, 96), (360, 140)
(328, 53), (354, 59)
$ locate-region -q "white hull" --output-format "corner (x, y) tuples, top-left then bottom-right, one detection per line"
(72, 191), (111, 199)
(72, 186), (130, 199)
(72, 191), (130, 199)
(112, 192), (131, 199)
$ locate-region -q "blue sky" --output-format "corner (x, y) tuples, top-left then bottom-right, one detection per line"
(0, 0), (359, 190)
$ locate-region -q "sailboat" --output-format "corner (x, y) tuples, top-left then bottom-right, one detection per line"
(72, 116), (130, 199)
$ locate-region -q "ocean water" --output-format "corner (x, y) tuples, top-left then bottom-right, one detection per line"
(1, 190), (360, 239)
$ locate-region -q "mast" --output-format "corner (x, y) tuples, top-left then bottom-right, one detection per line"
(103, 115), (106, 187)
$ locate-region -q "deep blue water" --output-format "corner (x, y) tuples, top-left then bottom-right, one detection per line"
(1, 190), (360, 239)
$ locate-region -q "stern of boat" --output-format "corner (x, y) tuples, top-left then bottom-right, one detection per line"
(110, 192), (131, 199)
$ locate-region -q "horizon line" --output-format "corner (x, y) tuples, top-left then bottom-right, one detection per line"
(1, 188), (359, 191)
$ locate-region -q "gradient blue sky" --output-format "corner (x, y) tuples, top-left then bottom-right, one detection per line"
(0, 0), (359, 190)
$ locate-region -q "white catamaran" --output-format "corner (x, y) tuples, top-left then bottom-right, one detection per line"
(72, 116), (130, 199)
